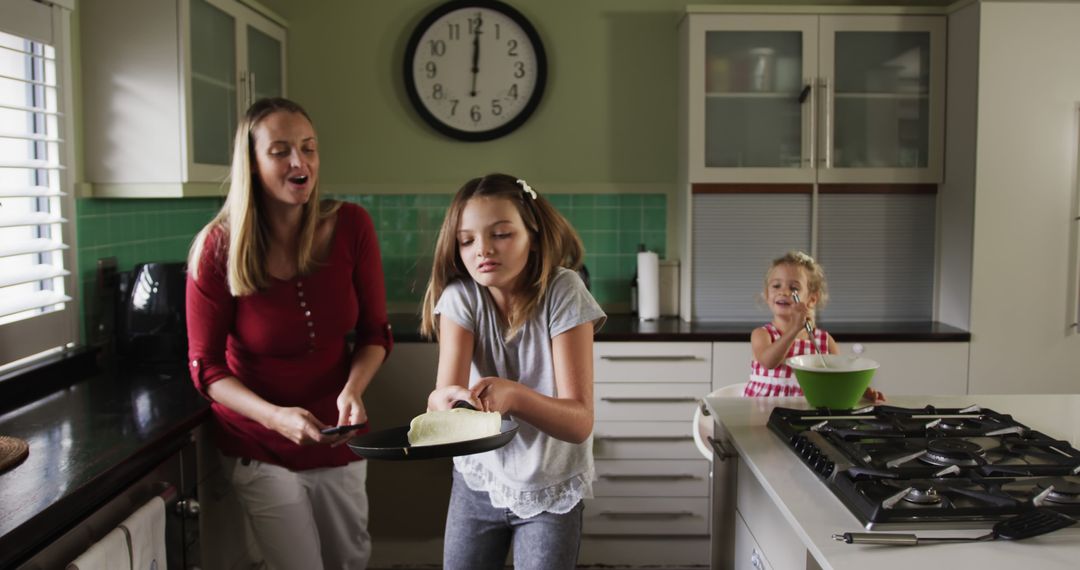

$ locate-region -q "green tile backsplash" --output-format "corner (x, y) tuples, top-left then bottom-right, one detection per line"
(331, 193), (666, 307)
(73, 193), (665, 339)
(75, 197), (222, 340)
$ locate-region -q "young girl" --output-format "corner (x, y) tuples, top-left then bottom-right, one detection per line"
(744, 251), (882, 402)
(420, 173), (606, 570)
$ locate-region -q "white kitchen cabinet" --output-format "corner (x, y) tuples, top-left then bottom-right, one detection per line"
(676, 8), (946, 323)
(81, 0), (286, 198)
(582, 342), (712, 566)
(939, 1), (1080, 394)
(681, 10), (945, 185)
(836, 341), (968, 395)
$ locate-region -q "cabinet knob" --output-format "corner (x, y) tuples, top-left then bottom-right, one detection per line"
(175, 498), (200, 519)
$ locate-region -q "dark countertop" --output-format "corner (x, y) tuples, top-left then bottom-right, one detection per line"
(0, 351), (209, 568)
(389, 313), (970, 343)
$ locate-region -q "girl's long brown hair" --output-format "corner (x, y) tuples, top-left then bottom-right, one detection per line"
(420, 173), (584, 340)
(188, 97), (340, 295)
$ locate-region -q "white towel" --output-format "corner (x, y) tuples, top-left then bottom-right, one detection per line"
(66, 527), (132, 570)
(119, 496), (167, 570)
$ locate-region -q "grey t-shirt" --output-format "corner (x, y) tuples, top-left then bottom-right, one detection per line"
(435, 267), (606, 517)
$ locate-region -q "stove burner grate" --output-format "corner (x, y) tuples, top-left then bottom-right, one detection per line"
(1038, 479), (1080, 505)
(920, 438), (986, 468)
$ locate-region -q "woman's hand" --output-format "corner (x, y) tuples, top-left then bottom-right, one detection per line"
(265, 406), (330, 445)
(471, 377), (520, 415)
(331, 388), (369, 447)
(427, 384), (477, 411)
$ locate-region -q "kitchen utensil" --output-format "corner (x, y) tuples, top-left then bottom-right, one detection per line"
(833, 508), (1077, 545)
(345, 400), (518, 460)
(346, 419), (519, 461)
(786, 354), (879, 409)
(791, 292), (828, 368)
(320, 423), (368, 436)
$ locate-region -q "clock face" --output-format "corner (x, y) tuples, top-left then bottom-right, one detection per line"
(404, 0), (546, 141)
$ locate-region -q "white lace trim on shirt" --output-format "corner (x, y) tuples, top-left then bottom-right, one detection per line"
(456, 459), (595, 519)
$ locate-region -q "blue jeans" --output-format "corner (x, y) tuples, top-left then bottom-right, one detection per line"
(443, 470), (584, 570)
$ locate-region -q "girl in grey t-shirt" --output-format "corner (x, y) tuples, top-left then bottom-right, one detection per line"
(421, 174), (605, 570)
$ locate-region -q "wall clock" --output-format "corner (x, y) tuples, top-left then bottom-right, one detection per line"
(403, 0), (547, 142)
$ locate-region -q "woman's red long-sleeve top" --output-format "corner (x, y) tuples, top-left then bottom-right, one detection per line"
(186, 202), (392, 470)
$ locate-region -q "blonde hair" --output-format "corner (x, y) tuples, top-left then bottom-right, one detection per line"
(765, 250), (830, 318)
(188, 98), (340, 296)
(420, 174), (584, 340)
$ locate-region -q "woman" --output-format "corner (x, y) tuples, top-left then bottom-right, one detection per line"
(186, 97), (391, 569)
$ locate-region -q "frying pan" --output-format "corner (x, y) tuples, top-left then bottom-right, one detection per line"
(346, 401), (519, 461)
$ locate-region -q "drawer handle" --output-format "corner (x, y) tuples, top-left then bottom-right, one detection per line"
(595, 435), (693, 441)
(599, 474), (699, 481)
(707, 436), (737, 461)
(598, 510), (696, 519)
(601, 397), (699, 403)
(601, 355), (700, 362)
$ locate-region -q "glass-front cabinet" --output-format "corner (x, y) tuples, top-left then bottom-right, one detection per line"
(684, 13), (944, 184)
(82, 0), (285, 197)
(187, 0), (285, 181)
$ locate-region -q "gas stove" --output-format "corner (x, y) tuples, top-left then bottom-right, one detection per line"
(767, 405), (1080, 529)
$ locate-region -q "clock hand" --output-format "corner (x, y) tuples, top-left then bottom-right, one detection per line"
(469, 14), (482, 97)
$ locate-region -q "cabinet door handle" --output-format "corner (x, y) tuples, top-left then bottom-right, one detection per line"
(238, 72), (248, 109)
(598, 510), (695, 519)
(807, 76), (817, 167)
(600, 397), (699, 403)
(598, 474), (699, 481)
(821, 76), (834, 168)
(600, 355), (700, 362)
(595, 435), (693, 441)
(707, 436), (737, 461)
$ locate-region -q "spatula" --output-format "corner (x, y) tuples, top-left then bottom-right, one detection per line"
(833, 508), (1076, 545)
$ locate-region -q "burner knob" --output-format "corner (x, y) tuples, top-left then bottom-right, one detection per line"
(822, 461), (835, 477)
(813, 456), (830, 472)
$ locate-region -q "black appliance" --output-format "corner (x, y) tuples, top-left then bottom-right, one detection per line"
(768, 405), (1080, 529)
(116, 262), (188, 367)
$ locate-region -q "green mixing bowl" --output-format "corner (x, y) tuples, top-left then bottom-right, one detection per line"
(786, 354), (880, 409)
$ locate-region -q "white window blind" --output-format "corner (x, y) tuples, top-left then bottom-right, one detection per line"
(692, 193), (812, 321)
(0, 0), (77, 367)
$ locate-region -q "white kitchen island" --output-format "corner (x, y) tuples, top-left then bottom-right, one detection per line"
(704, 394), (1080, 570)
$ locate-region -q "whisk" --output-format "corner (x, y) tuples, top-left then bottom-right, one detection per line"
(792, 292), (827, 368)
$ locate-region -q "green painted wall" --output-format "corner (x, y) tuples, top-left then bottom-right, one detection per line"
(258, 0), (686, 186)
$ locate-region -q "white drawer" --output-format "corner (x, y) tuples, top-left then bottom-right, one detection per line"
(735, 462), (805, 570)
(595, 342), (712, 383)
(595, 382), (710, 421)
(734, 509), (773, 570)
(593, 421), (699, 460)
(594, 459), (710, 498)
(583, 497), (709, 536)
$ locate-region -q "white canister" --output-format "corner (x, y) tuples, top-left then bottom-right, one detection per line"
(636, 251), (660, 321)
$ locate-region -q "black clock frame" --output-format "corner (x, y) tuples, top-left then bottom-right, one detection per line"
(403, 0), (547, 142)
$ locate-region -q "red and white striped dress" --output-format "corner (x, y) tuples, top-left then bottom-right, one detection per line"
(743, 323), (829, 398)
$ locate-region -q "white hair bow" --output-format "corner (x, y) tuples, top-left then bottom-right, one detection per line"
(517, 179), (537, 200)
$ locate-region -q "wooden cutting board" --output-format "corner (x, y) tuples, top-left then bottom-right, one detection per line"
(0, 436), (29, 473)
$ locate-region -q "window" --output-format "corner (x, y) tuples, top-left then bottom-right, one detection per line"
(0, 0), (77, 367)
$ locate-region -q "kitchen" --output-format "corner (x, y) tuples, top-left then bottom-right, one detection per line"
(1, 0), (1079, 568)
